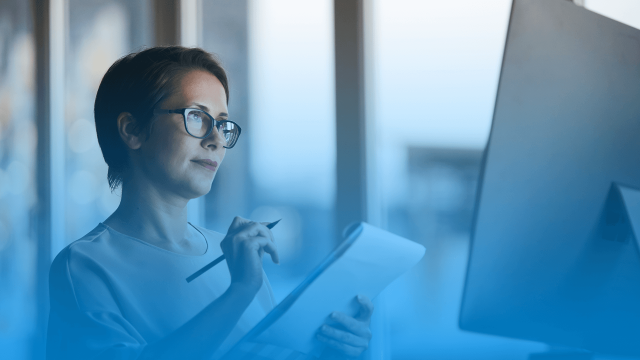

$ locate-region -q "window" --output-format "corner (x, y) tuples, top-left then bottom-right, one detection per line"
(62, 0), (152, 249)
(370, 0), (546, 357)
(202, 0), (336, 300)
(0, 1), (36, 357)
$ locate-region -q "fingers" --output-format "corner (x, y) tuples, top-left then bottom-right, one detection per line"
(319, 304), (373, 359)
(318, 324), (369, 348)
(226, 217), (279, 264)
(244, 222), (275, 245)
(328, 312), (372, 339)
(254, 236), (280, 264)
(230, 217), (275, 243)
(355, 294), (374, 322)
(244, 222), (278, 263)
(229, 217), (272, 240)
(316, 333), (365, 358)
(228, 216), (251, 231)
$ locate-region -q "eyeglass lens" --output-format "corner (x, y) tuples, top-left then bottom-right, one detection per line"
(185, 109), (239, 147)
(185, 109), (209, 137)
(217, 121), (238, 146)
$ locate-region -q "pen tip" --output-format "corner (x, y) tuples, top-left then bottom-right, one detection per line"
(267, 219), (282, 229)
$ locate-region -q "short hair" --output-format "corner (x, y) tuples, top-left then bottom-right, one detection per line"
(94, 46), (229, 191)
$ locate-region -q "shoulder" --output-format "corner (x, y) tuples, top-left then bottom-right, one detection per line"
(50, 224), (114, 287)
(49, 224), (118, 308)
(51, 224), (110, 267)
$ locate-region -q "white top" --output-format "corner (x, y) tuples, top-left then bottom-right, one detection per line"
(46, 223), (276, 360)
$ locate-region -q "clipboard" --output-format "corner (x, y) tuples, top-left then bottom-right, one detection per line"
(220, 222), (426, 359)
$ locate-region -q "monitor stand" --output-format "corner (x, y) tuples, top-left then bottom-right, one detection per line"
(530, 352), (640, 360)
(527, 183), (640, 360)
(529, 351), (592, 360)
(599, 183), (640, 246)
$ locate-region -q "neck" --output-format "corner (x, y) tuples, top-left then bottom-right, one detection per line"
(105, 176), (190, 246)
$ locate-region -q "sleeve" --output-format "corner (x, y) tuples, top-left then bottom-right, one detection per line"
(46, 246), (147, 360)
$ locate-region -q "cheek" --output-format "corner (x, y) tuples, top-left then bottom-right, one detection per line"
(144, 130), (191, 174)
(160, 138), (194, 172)
(220, 148), (227, 163)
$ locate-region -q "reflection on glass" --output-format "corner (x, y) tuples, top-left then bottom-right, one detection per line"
(0, 1), (36, 358)
(371, 0), (544, 358)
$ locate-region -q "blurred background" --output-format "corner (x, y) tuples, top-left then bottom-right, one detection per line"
(0, 0), (638, 359)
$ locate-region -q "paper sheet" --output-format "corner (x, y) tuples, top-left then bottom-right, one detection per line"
(252, 222), (426, 356)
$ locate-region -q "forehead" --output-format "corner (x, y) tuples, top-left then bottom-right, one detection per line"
(163, 70), (227, 110)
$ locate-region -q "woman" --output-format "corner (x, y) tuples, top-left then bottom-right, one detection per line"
(46, 46), (374, 360)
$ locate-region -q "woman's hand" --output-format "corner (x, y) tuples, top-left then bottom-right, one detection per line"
(317, 295), (374, 358)
(220, 216), (279, 294)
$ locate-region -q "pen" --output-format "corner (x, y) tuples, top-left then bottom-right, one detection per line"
(186, 219), (281, 283)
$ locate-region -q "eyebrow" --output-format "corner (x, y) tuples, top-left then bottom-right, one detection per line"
(189, 103), (210, 112)
(189, 103), (228, 118)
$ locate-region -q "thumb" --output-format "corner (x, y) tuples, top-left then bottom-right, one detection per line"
(355, 294), (374, 322)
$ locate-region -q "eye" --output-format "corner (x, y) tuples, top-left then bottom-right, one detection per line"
(186, 110), (204, 129)
(184, 109), (213, 138)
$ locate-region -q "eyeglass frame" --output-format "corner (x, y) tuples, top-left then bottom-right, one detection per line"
(153, 108), (242, 149)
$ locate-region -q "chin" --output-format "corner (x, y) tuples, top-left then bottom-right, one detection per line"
(188, 178), (214, 199)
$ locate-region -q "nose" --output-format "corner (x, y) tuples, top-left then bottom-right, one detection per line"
(202, 126), (226, 150)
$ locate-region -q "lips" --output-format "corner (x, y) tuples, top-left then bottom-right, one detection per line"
(193, 159), (218, 171)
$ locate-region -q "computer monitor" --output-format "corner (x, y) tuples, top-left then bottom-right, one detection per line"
(459, 0), (640, 357)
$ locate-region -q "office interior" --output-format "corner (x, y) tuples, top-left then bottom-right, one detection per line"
(1, 0), (638, 359)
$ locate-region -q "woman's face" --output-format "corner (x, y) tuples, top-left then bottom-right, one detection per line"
(133, 69), (228, 200)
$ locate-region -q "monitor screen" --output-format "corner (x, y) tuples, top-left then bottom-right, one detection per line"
(459, 0), (640, 356)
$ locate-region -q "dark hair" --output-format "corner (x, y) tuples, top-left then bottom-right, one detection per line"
(94, 46), (229, 191)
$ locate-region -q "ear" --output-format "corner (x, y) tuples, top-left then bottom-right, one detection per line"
(116, 112), (143, 150)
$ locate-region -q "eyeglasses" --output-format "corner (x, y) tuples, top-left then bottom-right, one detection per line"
(154, 108), (241, 149)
